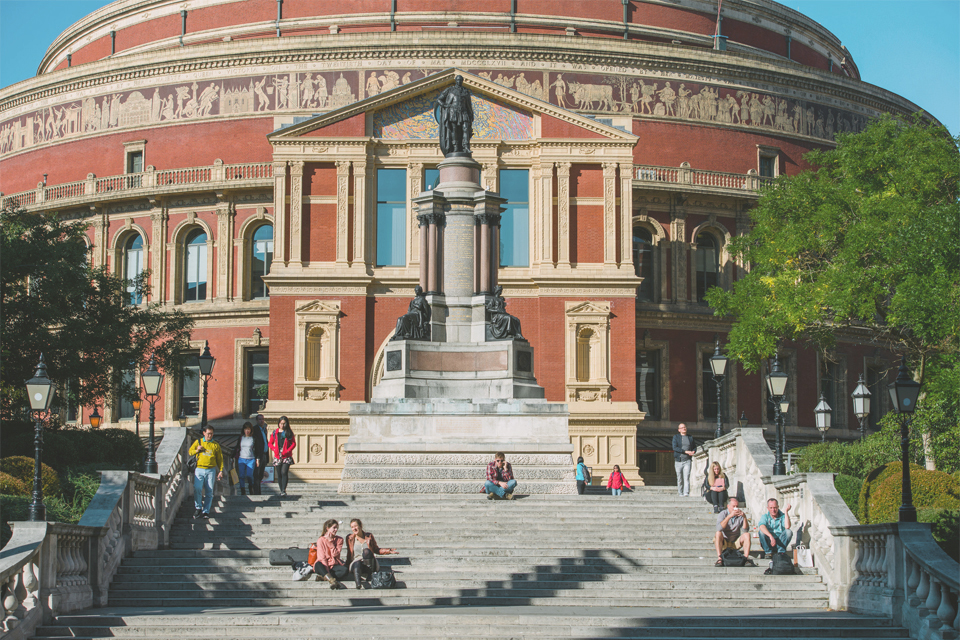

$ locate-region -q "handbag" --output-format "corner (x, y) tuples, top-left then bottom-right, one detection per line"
(229, 468), (239, 486)
(290, 561), (314, 581)
(370, 570), (396, 589)
(307, 543), (318, 567)
(262, 466), (275, 482)
(794, 544), (814, 568)
(721, 548), (747, 567)
(185, 441), (201, 475)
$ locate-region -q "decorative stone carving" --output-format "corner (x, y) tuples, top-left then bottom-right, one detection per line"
(294, 300), (341, 402)
(565, 301), (613, 403)
(392, 285), (431, 341)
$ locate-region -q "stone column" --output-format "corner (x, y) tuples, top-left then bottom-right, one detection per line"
(409, 162), (423, 268)
(150, 209), (168, 303)
(479, 216), (491, 294)
(272, 162), (287, 266)
(215, 199), (235, 300)
(336, 160), (351, 265)
(427, 215), (439, 294)
(288, 161), (304, 266)
(473, 216), (481, 294)
(619, 162), (634, 268)
(539, 162), (554, 266)
(352, 159), (368, 266)
(557, 162), (571, 266)
(491, 216), (500, 290)
(670, 209), (687, 303)
(417, 213), (429, 291)
(91, 208), (108, 268)
(603, 163), (618, 266)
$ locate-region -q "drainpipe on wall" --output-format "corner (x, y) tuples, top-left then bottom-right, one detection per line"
(67, 54), (72, 67)
(510, 0), (517, 33)
(391, 0), (396, 32)
(622, 0), (629, 40)
(110, 30), (116, 55)
(785, 35), (792, 60)
(276, 0), (282, 37)
(180, 10), (186, 46)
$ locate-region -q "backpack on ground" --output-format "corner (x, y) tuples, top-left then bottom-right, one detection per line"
(721, 548), (747, 567)
(290, 559), (314, 581)
(765, 551), (799, 575)
(370, 570), (396, 589)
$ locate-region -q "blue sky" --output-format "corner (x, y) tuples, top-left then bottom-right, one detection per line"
(0, 0), (957, 135)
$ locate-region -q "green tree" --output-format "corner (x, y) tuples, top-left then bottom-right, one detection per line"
(707, 114), (960, 468)
(1, 207), (193, 421)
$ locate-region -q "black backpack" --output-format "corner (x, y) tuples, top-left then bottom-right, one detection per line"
(721, 548), (747, 567)
(765, 552), (799, 575)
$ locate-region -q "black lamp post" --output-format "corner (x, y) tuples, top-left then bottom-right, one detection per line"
(814, 393), (832, 443)
(89, 405), (102, 429)
(141, 354), (164, 474)
(197, 342), (216, 429)
(766, 353), (788, 475)
(888, 357), (921, 523)
(709, 335), (729, 440)
(852, 374), (871, 441)
(25, 355), (54, 521)
(132, 395), (142, 437)
(178, 407), (187, 429)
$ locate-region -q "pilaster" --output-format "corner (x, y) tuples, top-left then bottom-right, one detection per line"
(352, 159), (368, 267)
(90, 208), (108, 268)
(272, 162), (287, 266)
(336, 160), (351, 265)
(603, 162), (617, 266)
(540, 162), (554, 266)
(288, 161), (304, 266)
(619, 163), (633, 268)
(215, 198), (234, 301)
(150, 209), (167, 303)
(670, 209), (687, 303)
(557, 161), (571, 266)
(409, 162), (424, 267)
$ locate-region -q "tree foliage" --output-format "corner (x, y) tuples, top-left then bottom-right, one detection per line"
(0, 207), (193, 420)
(706, 114), (959, 375)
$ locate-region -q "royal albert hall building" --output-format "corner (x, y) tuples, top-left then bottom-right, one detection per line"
(0, 0), (927, 483)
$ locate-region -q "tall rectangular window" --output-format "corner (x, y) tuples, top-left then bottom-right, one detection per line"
(118, 367), (136, 419)
(247, 350), (269, 416)
(180, 355), (200, 417)
(759, 156), (775, 178)
(820, 360), (844, 427)
(376, 169), (407, 267)
(637, 350), (660, 419)
(127, 151), (143, 174)
(499, 169), (529, 267)
(424, 168), (439, 191)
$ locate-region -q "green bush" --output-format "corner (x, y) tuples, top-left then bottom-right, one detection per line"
(919, 508), (960, 563)
(1, 427), (145, 472)
(0, 495), (31, 549)
(857, 461), (924, 523)
(864, 464), (959, 524)
(0, 457), (60, 496)
(0, 472), (28, 496)
(834, 474), (863, 515)
(792, 439), (900, 480)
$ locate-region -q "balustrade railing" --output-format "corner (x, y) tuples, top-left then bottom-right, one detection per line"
(694, 427), (960, 640)
(0, 427), (193, 640)
(635, 162), (765, 192)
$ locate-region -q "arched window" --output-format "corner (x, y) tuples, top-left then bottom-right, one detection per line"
(695, 232), (720, 304)
(251, 224), (273, 299)
(633, 226), (654, 301)
(124, 234), (144, 305)
(184, 229), (207, 302)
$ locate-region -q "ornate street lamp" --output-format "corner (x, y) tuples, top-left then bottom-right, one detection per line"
(709, 336), (729, 440)
(888, 357), (921, 523)
(141, 354), (164, 474)
(814, 393), (832, 443)
(178, 407), (187, 429)
(24, 355), (54, 521)
(765, 353), (788, 475)
(852, 374), (872, 441)
(132, 396), (142, 437)
(197, 342), (216, 429)
(738, 411), (748, 429)
(89, 405), (102, 429)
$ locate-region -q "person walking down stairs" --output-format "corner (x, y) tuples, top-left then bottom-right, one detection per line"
(313, 519), (348, 589)
(189, 426), (223, 519)
(268, 416), (296, 497)
(234, 422), (262, 496)
(607, 465), (631, 496)
(575, 456), (591, 495)
(672, 423), (696, 497)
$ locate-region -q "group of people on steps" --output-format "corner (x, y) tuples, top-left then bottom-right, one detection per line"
(312, 518), (398, 589)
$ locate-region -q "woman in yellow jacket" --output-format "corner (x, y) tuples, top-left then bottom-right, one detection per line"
(189, 425), (223, 518)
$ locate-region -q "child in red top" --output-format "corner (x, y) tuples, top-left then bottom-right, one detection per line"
(267, 415), (296, 497)
(607, 465), (631, 496)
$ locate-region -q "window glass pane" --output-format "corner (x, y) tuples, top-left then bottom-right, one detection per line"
(180, 356), (200, 416)
(185, 231), (207, 302)
(376, 169), (407, 266)
(247, 350), (269, 416)
(633, 227), (654, 301)
(702, 351), (726, 420)
(424, 168), (440, 191)
(759, 156), (775, 178)
(118, 367), (136, 419)
(127, 151), (143, 174)
(637, 350), (659, 419)
(125, 235), (144, 305)
(696, 233), (719, 303)
(499, 169), (529, 267)
(252, 224), (273, 299)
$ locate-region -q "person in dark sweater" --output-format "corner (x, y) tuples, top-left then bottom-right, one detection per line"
(671, 423), (696, 497)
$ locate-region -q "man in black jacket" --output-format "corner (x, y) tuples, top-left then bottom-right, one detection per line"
(252, 413), (271, 495)
(671, 423), (696, 497)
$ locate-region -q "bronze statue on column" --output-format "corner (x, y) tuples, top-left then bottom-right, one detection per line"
(434, 76), (474, 156)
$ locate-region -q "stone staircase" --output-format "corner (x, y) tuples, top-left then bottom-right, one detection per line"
(30, 484), (910, 639)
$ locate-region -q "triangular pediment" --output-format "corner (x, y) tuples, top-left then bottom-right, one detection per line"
(268, 68), (637, 144)
(565, 301), (612, 316)
(295, 300), (342, 315)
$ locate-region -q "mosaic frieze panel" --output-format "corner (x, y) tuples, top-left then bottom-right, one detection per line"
(373, 88), (532, 140)
(0, 67), (868, 158)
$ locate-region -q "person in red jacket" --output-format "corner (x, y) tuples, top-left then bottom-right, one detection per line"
(268, 415), (296, 496)
(607, 464), (631, 496)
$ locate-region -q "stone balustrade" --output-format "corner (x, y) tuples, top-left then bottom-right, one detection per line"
(0, 161), (273, 211)
(0, 427), (193, 640)
(635, 162), (770, 194)
(694, 427), (959, 639)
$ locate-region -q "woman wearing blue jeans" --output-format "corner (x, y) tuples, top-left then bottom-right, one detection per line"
(189, 426), (223, 518)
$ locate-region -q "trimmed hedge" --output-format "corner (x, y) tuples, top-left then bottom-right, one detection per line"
(0, 457), (60, 496)
(0, 496), (31, 548)
(0, 472), (28, 496)
(834, 474), (863, 515)
(857, 461), (924, 523)
(863, 463), (960, 524)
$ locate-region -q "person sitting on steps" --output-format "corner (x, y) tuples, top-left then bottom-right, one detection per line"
(714, 496), (755, 567)
(758, 498), (793, 559)
(484, 452), (517, 500)
(345, 518), (398, 589)
(313, 519), (348, 588)
(704, 461), (729, 513)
